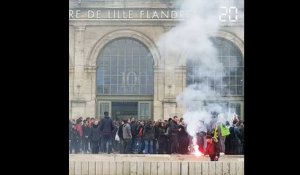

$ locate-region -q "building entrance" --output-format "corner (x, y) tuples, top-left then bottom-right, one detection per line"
(112, 102), (138, 120)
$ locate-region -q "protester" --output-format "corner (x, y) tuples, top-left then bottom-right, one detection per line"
(69, 114), (244, 157)
(100, 112), (115, 154)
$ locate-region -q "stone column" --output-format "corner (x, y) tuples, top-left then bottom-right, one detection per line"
(174, 66), (186, 117)
(162, 52), (178, 119)
(84, 66), (97, 118)
(153, 66), (164, 121)
(71, 26), (86, 118)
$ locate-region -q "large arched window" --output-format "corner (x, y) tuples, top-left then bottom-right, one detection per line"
(96, 38), (154, 95)
(187, 37), (244, 96)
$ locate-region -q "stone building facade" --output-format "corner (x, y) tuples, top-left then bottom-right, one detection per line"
(69, 0), (244, 121)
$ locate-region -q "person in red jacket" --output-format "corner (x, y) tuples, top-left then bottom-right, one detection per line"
(206, 129), (221, 161)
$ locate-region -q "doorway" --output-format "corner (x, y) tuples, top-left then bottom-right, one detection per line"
(112, 102), (138, 121)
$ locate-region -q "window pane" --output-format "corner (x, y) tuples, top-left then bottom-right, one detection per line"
(186, 37), (243, 98)
(230, 86), (237, 95)
(140, 103), (150, 116)
(230, 67), (236, 76)
(146, 76), (153, 85)
(222, 86), (229, 96)
(230, 103), (241, 117)
(221, 57), (229, 66)
(111, 76), (117, 84)
(147, 86), (154, 94)
(237, 77), (244, 85)
(140, 85), (147, 94)
(215, 86), (222, 94)
(237, 86), (243, 95)
(229, 56), (238, 67)
(96, 38), (154, 95)
(237, 67), (244, 76)
(104, 76), (110, 84)
(140, 76), (146, 84)
(111, 85), (117, 94)
(230, 77), (237, 86)
(97, 85), (103, 94)
(215, 79), (221, 86)
(223, 77), (230, 86)
(104, 85), (110, 94)
(100, 102), (110, 117)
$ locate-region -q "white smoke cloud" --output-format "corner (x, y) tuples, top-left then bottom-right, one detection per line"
(157, 0), (231, 139)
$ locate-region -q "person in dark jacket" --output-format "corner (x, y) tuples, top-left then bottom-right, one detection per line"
(69, 123), (79, 154)
(157, 121), (168, 154)
(83, 120), (92, 153)
(153, 120), (160, 154)
(237, 121), (244, 154)
(90, 120), (101, 154)
(170, 116), (181, 154)
(100, 111), (115, 154)
(130, 118), (139, 153)
(143, 120), (155, 154)
(225, 119), (242, 155)
(69, 120), (74, 153)
(117, 120), (124, 153)
(166, 118), (173, 154)
(75, 119), (83, 153)
(178, 118), (189, 154)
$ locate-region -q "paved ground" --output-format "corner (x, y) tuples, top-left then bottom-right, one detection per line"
(69, 154), (244, 162)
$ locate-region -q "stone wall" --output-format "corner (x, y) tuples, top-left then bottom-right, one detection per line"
(69, 154), (244, 175)
(69, 0), (244, 120)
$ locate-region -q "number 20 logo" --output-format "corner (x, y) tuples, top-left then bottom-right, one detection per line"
(219, 7), (238, 22)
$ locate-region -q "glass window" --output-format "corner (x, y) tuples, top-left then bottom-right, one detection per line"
(97, 38), (154, 95)
(139, 102), (151, 120)
(203, 101), (242, 119)
(99, 102), (110, 118)
(187, 37), (244, 96)
(229, 102), (241, 117)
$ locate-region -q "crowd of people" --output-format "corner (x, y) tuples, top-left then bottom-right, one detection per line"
(69, 112), (244, 160)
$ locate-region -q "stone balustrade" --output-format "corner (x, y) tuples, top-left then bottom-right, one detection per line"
(69, 154), (244, 175)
